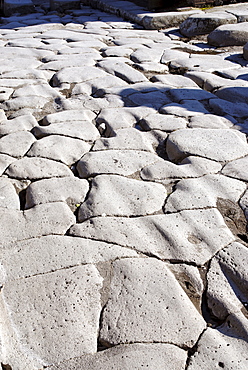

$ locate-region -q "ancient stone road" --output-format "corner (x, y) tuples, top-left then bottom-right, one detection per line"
(0, 2), (248, 369)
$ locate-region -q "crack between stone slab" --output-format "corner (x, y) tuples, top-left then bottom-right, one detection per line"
(184, 327), (208, 370)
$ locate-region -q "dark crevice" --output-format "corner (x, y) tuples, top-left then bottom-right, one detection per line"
(19, 188), (27, 211)
(1, 364), (12, 370)
(185, 328), (207, 369)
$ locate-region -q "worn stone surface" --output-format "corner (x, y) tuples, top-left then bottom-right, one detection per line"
(166, 128), (248, 162)
(25, 176), (89, 210)
(5, 157), (72, 179)
(180, 12), (237, 38)
(164, 174), (246, 212)
(208, 22), (248, 46)
(48, 343), (187, 370)
(187, 318), (248, 369)
(222, 155), (248, 181)
(70, 208), (234, 264)
(206, 242), (248, 320)
(141, 156), (222, 183)
(100, 258), (206, 346)
(0, 2), (248, 369)
(77, 150), (162, 177)
(78, 174), (166, 221)
(0, 202), (75, 245)
(0, 265), (102, 367)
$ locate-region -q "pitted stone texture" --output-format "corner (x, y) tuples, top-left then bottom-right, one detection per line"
(27, 135), (91, 166)
(92, 127), (156, 152)
(32, 120), (100, 142)
(170, 55), (239, 74)
(209, 98), (248, 118)
(0, 202), (75, 245)
(168, 263), (204, 311)
(77, 150), (162, 178)
(187, 319), (248, 370)
(41, 109), (96, 125)
(130, 47), (163, 63)
(52, 66), (107, 86)
(168, 87), (215, 102)
(0, 235), (137, 281)
(97, 59), (148, 84)
(164, 174), (246, 213)
(0, 177), (19, 210)
(166, 128), (248, 162)
(0, 131), (36, 158)
(140, 113), (187, 132)
(208, 22), (248, 46)
(151, 74), (199, 88)
(0, 265), (102, 367)
(215, 86), (248, 104)
(185, 71), (248, 93)
(96, 106), (156, 136)
(5, 157), (72, 180)
(78, 175), (166, 221)
(127, 90), (171, 110)
(180, 12), (237, 38)
(222, 156), (248, 181)
(70, 208), (234, 264)
(0, 154), (15, 175)
(48, 343), (187, 370)
(12, 83), (62, 99)
(1, 96), (51, 112)
(0, 114), (37, 137)
(141, 156), (222, 183)
(25, 177), (89, 210)
(72, 75), (128, 96)
(189, 114), (233, 129)
(99, 258), (206, 347)
(207, 242), (248, 320)
(39, 56), (96, 71)
(160, 100), (209, 117)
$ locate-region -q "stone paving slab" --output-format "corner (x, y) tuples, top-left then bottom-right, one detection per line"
(0, 1), (247, 369)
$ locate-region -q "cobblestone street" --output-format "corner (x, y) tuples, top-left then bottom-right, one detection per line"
(0, 1), (248, 369)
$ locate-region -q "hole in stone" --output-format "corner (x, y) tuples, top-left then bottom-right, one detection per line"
(218, 362), (225, 368)
(1, 364), (12, 370)
(237, 234), (248, 243)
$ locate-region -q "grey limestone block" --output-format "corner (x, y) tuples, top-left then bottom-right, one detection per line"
(166, 128), (248, 163)
(40, 109), (96, 125)
(99, 258), (206, 347)
(222, 155), (248, 181)
(70, 208), (235, 265)
(25, 176), (89, 210)
(48, 343), (187, 370)
(164, 174), (246, 213)
(208, 22), (248, 46)
(78, 174), (167, 221)
(0, 131), (36, 158)
(26, 135), (91, 166)
(180, 12), (237, 38)
(141, 156), (222, 183)
(0, 114), (37, 137)
(77, 150), (163, 178)
(0, 177), (20, 210)
(0, 235), (138, 282)
(5, 157), (73, 180)
(188, 314), (248, 370)
(207, 242), (248, 320)
(32, 120), (100, 142)
(0, 264), (102, 367)
(0, 202), (75, 245)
